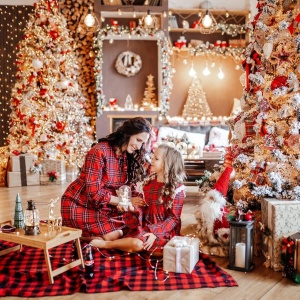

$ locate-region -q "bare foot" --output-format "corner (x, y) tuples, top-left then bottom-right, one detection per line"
(90, 237), (107, 249)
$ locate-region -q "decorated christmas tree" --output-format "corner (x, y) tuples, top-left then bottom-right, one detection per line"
(7, 0), (94, 167)
(182, 77), (213, 119)
(141, 74), (157, 109)
(226, 0), (300, 208)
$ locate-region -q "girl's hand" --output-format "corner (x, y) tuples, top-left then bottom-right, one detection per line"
(131, 196), (147, 207)
(142, 233), (157, 250)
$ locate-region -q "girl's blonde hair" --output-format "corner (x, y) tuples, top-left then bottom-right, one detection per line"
(154, 144), (186, 208)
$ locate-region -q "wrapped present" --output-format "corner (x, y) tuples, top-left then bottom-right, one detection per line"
(41, 159), (66, 175)
(261, 198), (300, 271)
(66, 165), (79, 182)
(281, 232), (300, 282)
(9, 154), (35, 172)
(7, 171), (40, 187)
(163, 236), (199, 274)
(40, 173), (66, 185)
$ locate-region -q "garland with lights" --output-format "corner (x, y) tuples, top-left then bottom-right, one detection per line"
(94, 27), (172, 117)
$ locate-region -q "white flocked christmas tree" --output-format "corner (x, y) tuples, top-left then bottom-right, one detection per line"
(182, 77), (213, 119)
(7, 0), (94, 168)
(226, 0), (300, 208)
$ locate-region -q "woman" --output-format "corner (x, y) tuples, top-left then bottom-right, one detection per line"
(61, 117), (152, 241)
(90, 143), (186, 254)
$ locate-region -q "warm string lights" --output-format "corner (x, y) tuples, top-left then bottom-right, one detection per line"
(172, 47), (244, 80)
(6, 0), (94, 166)
(0, 5), (34, 147)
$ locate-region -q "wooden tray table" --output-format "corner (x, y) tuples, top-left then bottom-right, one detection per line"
(0, 224), (84, 284)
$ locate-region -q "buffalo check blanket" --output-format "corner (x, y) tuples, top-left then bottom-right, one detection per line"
(0, 241), (237, 297)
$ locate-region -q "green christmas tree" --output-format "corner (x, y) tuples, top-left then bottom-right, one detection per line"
(14, 193), (24, 229)
(182, 77), (213, 119)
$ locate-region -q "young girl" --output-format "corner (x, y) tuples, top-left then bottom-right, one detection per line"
(90, 143), (186, 253)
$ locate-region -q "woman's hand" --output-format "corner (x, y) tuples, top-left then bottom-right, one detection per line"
(142, 233), (157, 250)
(131, 196), (147, 207)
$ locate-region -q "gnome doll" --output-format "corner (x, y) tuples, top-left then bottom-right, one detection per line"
(195, 167), (233, 256)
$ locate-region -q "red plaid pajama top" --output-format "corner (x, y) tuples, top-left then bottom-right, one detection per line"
(61, 142), (129, 237)
(124, 177), (186, 251)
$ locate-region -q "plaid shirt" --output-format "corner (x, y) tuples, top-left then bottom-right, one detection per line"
(124, 177), (186, 250)
(61, 141), (128, 237)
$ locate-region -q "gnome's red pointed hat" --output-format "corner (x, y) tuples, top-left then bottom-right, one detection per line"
(213, 166), (233, 197)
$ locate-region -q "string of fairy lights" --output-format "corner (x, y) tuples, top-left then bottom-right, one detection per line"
(0, 5), (34, 147)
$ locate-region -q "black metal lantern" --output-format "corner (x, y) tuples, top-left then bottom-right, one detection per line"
(24, 200), (40, 235)
(228, 220), (254, 272)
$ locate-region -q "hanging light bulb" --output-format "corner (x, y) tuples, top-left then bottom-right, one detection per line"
(218, 67), (225, 79)
(235, 64), (241, 70)
(118, 9), (122, 16)
(211, 61), (215, 68)
(144, 10), (153, 26)
(202, 10), (213, 28)
(133, 10), (136, 18)
(203, 62), (210, 76)
(189, 63), (197, 77)
(183, 59), (188, 65)
(84, 5), (95, 27)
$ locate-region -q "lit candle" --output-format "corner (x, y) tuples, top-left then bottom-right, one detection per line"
(235, 242), (246, 268)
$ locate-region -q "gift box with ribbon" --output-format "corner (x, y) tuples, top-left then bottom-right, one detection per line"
(261, 198), (300, 271)
(9, 154), (35, 172)
(163, 236), (199, 274)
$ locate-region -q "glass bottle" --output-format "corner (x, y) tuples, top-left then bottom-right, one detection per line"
(84, 244), (94, 279)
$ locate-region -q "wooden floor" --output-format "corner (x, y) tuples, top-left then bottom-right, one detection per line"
(0, 184), (299, 300)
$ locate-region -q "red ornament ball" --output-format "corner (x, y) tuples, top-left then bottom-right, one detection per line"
(56, 121), (65, 132)
(50, 30), (58, 40)
(244, 213), (253, 221)
(270, 76), (288, 91)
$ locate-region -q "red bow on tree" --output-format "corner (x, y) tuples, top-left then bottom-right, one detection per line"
(282, 238), (295, 253)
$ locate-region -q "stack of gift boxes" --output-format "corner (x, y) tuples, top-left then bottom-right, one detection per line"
(261, 198), (300, 272)
(40, 159), (66, 185)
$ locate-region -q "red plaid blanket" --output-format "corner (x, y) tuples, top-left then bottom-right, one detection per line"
(0, 241), (237, 297)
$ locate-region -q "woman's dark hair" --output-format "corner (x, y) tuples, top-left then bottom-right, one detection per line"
(98, 117), (152, 183)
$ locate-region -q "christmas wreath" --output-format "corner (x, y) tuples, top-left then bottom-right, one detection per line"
(115, 51), (142, 77)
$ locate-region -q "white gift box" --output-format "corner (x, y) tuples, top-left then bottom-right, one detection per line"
(40, 174), (66, 185)
(66, 165), (78, 182)
(42, 159), (66, 175)
(163, 236), (199, 273)
(7, 171), (40, 187)
(261, 198), (300, 271)
(9, 154), (34, 172)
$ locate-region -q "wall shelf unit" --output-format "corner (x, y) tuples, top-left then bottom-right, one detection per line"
(168, 8), (249, 48)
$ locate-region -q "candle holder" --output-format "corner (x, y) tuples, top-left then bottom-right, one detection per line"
(24, 200), (40, 235)
(228, 220), (254, 272)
